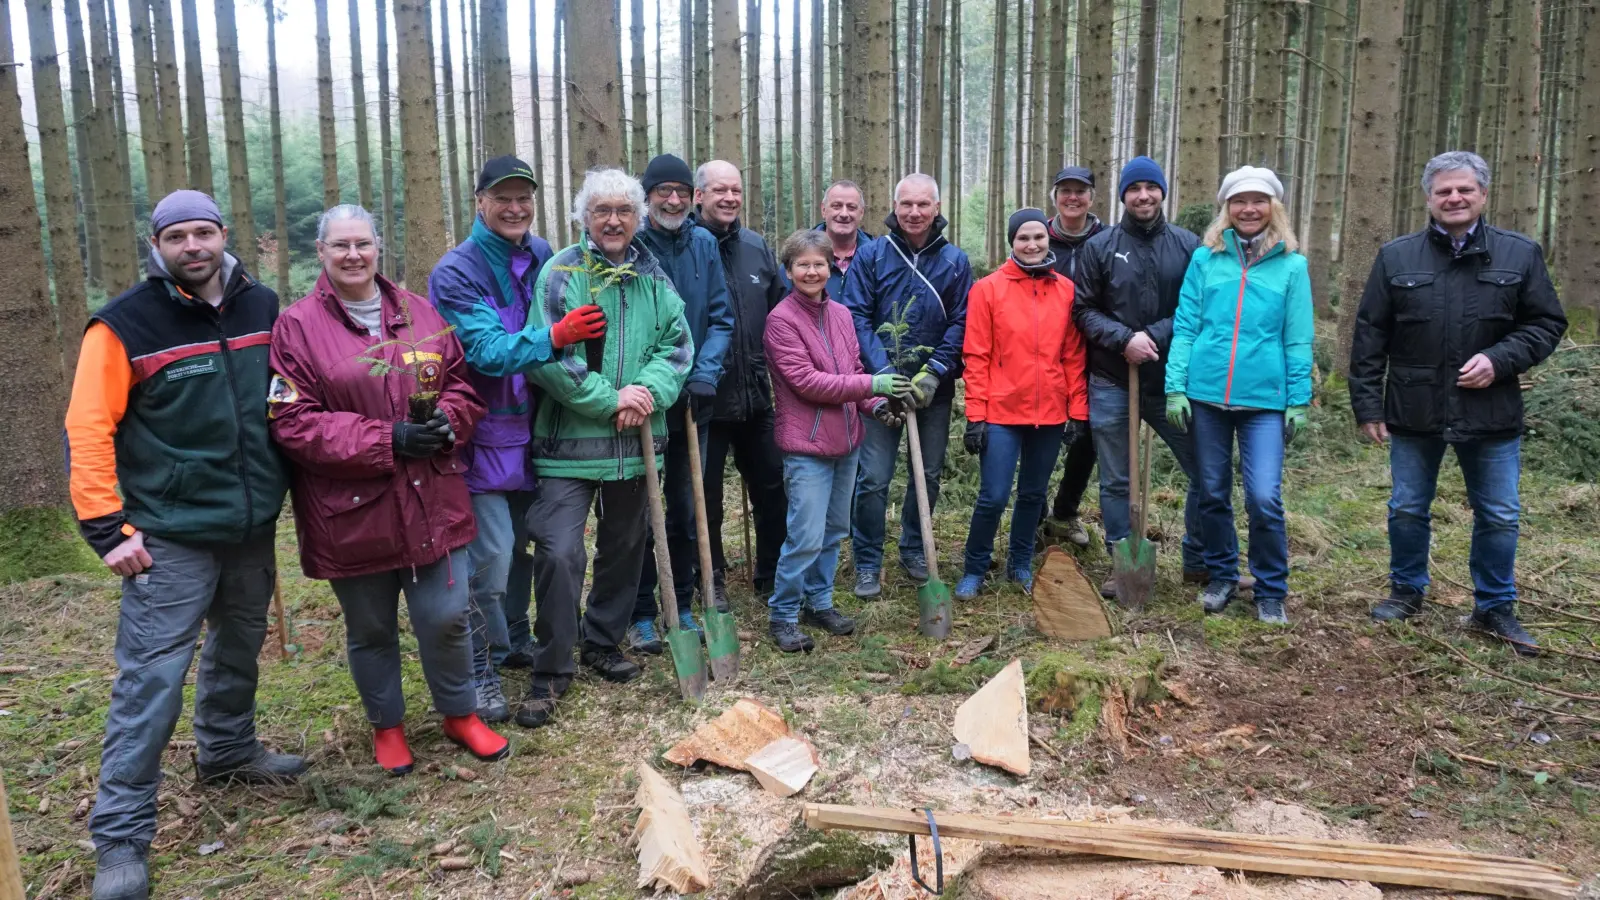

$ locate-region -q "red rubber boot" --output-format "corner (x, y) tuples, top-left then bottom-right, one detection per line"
(373, 725), (414, 776)
(442, 714), (510, 761)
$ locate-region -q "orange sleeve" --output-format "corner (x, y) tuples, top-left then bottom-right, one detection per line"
(961, 279), (992, 421)
(65, 322), (133, 521)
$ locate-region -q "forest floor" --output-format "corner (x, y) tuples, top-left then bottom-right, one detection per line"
(5, 375), (1600, 898)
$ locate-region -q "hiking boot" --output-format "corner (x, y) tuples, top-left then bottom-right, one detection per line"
(769, 621), (816, 653)
(1189, 570), (1256, 593)
(1046, 516), (1092, 548)
(475, 677), (510, 724)
(854, 570), (882, 599)
(954, 574), (983, 601)
(1256, 598), (1289, 625)
(678, 611), (704, 637)
(1470, 606), (1540, 657)
(92, 841), (148, 900)
(195, 746), (309, 786)
(753, 576), (775, 596)
(1200, 580), (1238, 614)
(901, 554), (931, 584)
(1009, 568), (1034, 594)
(626, 620), (663, 655)
(1100, 576), (1118, 600)
(443, 713), (511, 761)
(801, 607), (856, 636)
(513, 684), (559, 729)
(1371, 587), (1425, 622)
(710, 581), (731, 613)
(372, 725), (413, 776)
(500, 647), (537, 670)
(581, 646), (643, 683)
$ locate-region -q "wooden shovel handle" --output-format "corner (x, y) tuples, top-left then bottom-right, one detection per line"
(683, 408), (717, 611)
(1128, 363), (1141, 533)
(904, 412), (939, 572)
(639, 418), (680, 635)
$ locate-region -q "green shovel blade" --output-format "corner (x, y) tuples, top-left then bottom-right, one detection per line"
(666, 628), (708, 702)
(918, 579), (954, 639)
(1111, 537), (1157, 609)
(703, 609), (740, 682)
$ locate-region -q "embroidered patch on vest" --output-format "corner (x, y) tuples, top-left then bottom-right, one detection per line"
(165, 358), (218, 381)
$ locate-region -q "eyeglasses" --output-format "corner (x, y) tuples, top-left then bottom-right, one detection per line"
(320, 240), (377, 255)
(590, 206), (637, 222)
(651, 185), (690, 200)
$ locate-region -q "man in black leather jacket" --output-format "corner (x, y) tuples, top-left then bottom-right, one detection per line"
(1350, 151), (1566, 654)
(1071, 156), (1217, 600)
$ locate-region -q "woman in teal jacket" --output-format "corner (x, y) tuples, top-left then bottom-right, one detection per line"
(1165, 167), (1313, 625)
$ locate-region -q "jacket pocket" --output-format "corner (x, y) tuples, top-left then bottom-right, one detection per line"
(1384, 364), (1440, 433)
(1475, 269), (1522, 320)
(304, 476), (401, 569)
(1389, 272), (1436, 321)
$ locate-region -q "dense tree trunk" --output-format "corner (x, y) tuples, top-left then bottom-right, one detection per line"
(396, 0), (448, 285)
(1176, 0), (1224, 215)
(985, 0), (1009, 263)
(565, 0), (624, 184)
(1307, 0), (1349, 312)
(892, 0), (902, 178)
(315, 0), (340, 208)
(1028, 0), (1048, 193)
(108, 0), (133, 212)
(440, 0), (464, 238)
(531, 3), (549, 239)
(791, 0), (803, 231)
(1081, 0), (1113, 219)
(1479, 0), (1509, 173)
(1555, 0), (1586, 283)
(1460, 0), (1486, 150)
(1012, 0), (1023, 208)
(1045, 0), (1066, 182)
(215, 0), (255, 271)
(25, 0), (90, 373)
(711, 0), (742, 163)
(1501, 0), (1541, 235)
(840, 1), (856, 178)
(553, 0), (569, 245)
(1252, 0), (1286, 167)
(0, 0), (69, 508)
(460, 0), (475, 176)
(1401, 0), (1440, 233)
(470, 0), (483, 157)
(130, 0), (167, 200)
(862, 0), (892, 227)
(89, 0), (138, 287)
(829, 0), (841, 180)
(150, 0), (186, 192)
(480, 0), (514, 157)
(64, 0), (100, 286)
(617, 0), (628, 160)
(920, 0), (949, 178)
(693, 0), (711, 163)
(266, 0), (290, 298)
(774, 2), (786, 234)
(1434, 0), (1459, 146)
(1336, 0), (1405, 373)
(948, 0), (962, 245)
(903, 0), (916, 170)
(631, 0), (649, 172)
(179, 0), (211, 195)
(746, 0), (764, 233)
(377, 0), (396, 277)
(350, 0), (375, 211)
(681, 0), (693, 160)
(1573, 0), (1600, 312)
(811, 0), (824, 209)
(1134, 0), (1156, 156)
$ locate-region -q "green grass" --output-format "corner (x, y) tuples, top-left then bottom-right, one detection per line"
(0, 508), (102, 584)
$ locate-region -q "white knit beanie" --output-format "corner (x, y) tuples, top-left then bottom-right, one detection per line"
(1217, 166), (1284, 204)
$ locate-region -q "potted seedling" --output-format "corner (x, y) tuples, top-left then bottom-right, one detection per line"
(354, 298), (457, 423)
(552, 248), (640, 375)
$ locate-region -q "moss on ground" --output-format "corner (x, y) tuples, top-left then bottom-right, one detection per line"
(0, 507), (101, 583)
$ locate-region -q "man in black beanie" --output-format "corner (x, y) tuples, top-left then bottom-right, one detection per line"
(629, 154), (735, 652)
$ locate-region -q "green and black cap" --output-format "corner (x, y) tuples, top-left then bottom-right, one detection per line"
(476, 155), (539, 193)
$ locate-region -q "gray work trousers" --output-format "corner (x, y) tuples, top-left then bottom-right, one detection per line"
(524, 476), (649, 692)
(91, 533), (275, 849)
(328, 550), (476, 729)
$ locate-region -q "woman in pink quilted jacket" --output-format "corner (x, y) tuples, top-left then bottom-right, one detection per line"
(763, 230), (915, 652)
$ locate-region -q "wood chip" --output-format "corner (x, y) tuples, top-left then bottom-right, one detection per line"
(632, 764), (712, 894)
(952, 659), (1031, 776)
(952, 635), (995, 666)
(1032, 548), (1113, 640)
(663, 697), (792, 770)
(745, 736), (820, 798)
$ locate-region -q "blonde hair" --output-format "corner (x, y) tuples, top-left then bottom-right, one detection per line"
(1202, 197), (1300, 255)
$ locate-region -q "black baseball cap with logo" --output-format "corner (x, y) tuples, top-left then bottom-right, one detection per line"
(1052, 165), (1095, 188)
(476, 155), (539, 193)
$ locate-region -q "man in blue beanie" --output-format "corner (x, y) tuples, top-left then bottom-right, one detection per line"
(1072, 156), (1230, 601)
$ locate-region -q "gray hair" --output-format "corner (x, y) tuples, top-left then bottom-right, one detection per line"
(893, 173), (940, 204)
(823, 179), (865, 204)
(779, 229), (832, 269)
(570, 167), (647, 230)
(316, 204), (379, 243)
(694, 160), (742, 192)
(1422, 151), (1491, 195)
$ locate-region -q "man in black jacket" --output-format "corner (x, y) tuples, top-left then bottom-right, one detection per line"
(1072, 156), (1217, 600)
(690, 159), (788, 603)
(1350, 151), (1566, 653)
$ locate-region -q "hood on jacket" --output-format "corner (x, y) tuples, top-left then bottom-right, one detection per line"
(883, 212), (950, 252)
(146, 247), (240, 296)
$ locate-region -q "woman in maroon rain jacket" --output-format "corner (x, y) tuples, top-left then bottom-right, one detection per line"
(268, 205), (508, 775)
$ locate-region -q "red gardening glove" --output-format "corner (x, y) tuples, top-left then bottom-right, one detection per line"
(550, 304), (607, 349)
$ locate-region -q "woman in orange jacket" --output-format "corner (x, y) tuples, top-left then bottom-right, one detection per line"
(957, 209), (1090, 597)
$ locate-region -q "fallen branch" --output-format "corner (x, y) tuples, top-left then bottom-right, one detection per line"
(1418, 633), (1600, 704)
(1443, 749), (1600, 792)
(1519, 597), (1600, 626)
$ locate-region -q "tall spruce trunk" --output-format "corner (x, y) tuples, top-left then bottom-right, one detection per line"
(1460, 0), (1487, 149)
(377, 0), (396, 277)
(440, 0), (464, 239)
(774, 2), (786, 235)
(480, 0), (514, 157)
(460, 0), (475, 173)
(862, 0), (892, 227)
(840, 1), (856, 177)
(1307, 0), (1349, 312)
(655, 5), (663, 153)
(904, 0), (917, 169)
(712, 0), (742, 163)
(1029, 0), (1048, 192)
(316, 0), (340, 207)
(1403, 0), (1441, 233)
(1574, 0), (1600, 310)
(1555, 0), (1587, 282)
(564, 0), (624, 184)
(1080, 0), (1113, 220)
(681, 0), (693, 160)
(0, 0), (69, 507)
(1012, 0), (1024, 207)
(395, 0), (448, 286)
(1434, 0), (1459, 146)
(350, 0), (375, 211)
(108, 0), (134, 219)
(553, 0), (569, 245)
(631, 0), (649, 172)
(1501, 0), (1541, 235)
(151, 0), (186, 191)
(89, 0), (138, 288)
(1336, 0), (1405, 372)
(1252, 0), (1285, 166)
(746, 0), (764, 233)
(791, 0), (803, 231)
(25, 0), (90, 373)
(829, 0), (841, 180)
(532, 3), (549, 238)
(948, 0), (962, 245)
(1134, 0), (1156, 155)
(179, 0), (211, 194)
(1176, 0), (1224, 215)
(1044, 0), (1066, 180)
(693, 0), (711, 163)
(811, 0), (825, 209)
(65, 0), (100, 286)
(267, 0), (290, 298)
(985, 0), (1009, 264)
(130, 0), (167, 200)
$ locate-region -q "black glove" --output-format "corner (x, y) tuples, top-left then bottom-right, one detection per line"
(686, 381), (717, 423)
(423, 409), (455, 443)
(1063, 419), (1088, 446)
(963, 420), (987, 455)
(393, 421), (446, 458)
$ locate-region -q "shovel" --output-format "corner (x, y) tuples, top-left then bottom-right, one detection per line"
(1111, 363), (1158, 609)
(905, 410), (953, 638)
(639, 417), (708, 702)
(684, 407), (741, 682)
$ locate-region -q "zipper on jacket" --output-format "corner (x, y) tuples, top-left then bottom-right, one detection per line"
(813, 306), (855, 448)
(1032, 281), (1043, 418)
(616, 280), (629, 481)
(1223, 256), (1250, 405)
(213, 293), (255, 537)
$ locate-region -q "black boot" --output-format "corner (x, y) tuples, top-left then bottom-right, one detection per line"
(801, 607), (856, 636)
(1371, 586), (1425, 622)
(1470, 605), (1540, 657)
(580, 646), (643, 683)
(92, 842), (149, 900)
(769, 621), (816, 653)
(513, 683), (559, 729)
(195, 746), (309, 786)
(1200, 580), (1237, 614)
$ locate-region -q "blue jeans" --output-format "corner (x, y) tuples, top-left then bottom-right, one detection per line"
(852, 398), (953, 572)
(771, 450), (857, 622)
(1087, 374), (1210, 572)
(465, 491), (535, 683)
(1389, 433), (1521, 612)
(1191, 404), (1289, 599)
(964, 423), (1064, 576)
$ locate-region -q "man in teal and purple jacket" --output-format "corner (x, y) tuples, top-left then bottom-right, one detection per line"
(428, 156), (607, 722)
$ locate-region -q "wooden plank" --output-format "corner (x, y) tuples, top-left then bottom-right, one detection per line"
(952, 659), (1030, 776)
(0, 771), (23, 900)
(632, 764), (712, 894)
(745, 736), (819, 798)
(802, 805), (1578, 900)
(1032, 548), (1113, 640)
(664, 698), (791, 770)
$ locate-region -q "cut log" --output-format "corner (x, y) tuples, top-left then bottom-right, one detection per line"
(738, 828), (895, 900)
(665, 698), (792, 770)
(745, 736), (819, 798)
(952, 658), (1030, 776)
(802, 804), (1578, 900)
(1032, 548), (1113, 640)
(632, 764), (712, 894)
